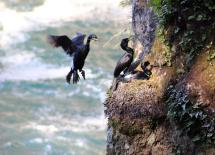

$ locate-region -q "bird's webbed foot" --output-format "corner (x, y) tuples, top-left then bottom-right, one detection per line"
(66, 70), (73, 84)
(81, 70), (86, 80)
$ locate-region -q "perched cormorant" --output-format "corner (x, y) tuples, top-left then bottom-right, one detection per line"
(47, 33), (98, 84)
(112, 38), (134, 90)
(113, 38), (134, 78)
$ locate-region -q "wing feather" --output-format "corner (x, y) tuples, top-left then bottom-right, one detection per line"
(71, 33), (86, 46)
(114, 54), (132, 77)
(47, 35), (76, 56)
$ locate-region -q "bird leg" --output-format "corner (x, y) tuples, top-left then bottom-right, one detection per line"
(66, 69), (73, 84)
(81, 70), (86, 80)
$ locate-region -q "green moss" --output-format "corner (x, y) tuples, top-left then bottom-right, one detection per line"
(108, 119), (121, 129)
(109, 118), (143, 137)
(176, 68), (185, 75)
(119, 0), (132, 7)
(156, 30), (173, 66)
(106, 88), (113, 99)
(120, 123), (143, 137)
(207, 44), (215, 61)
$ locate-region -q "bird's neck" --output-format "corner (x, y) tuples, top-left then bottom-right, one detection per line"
(82, 37), (92, 58)
(124, 46), (134, 55)
(86, 38), (92, 51)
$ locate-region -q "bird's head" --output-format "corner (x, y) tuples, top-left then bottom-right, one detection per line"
(141, 61), (150, 70)
(120, 38), (130, 49)
(88, 34), (98, 41)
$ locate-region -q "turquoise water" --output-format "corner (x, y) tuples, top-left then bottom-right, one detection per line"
(0, 0), (130, 154)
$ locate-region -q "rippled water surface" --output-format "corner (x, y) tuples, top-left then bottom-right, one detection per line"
(0, 0), (130, 154)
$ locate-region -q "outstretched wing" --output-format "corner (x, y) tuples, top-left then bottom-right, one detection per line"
(47, 35), (76, 56)
(114, 54), (132, 77)
(71, 32), (86, 46)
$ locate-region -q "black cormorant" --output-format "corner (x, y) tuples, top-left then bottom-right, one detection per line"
(112, 38), (134, 90)
(132, 61), (152, 80)
(113, 38), (134, 78)
(47, 33), (98, 84)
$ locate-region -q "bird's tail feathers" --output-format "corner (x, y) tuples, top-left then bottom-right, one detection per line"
(73, 70), (80, 84)
(112, 78), (119, 91)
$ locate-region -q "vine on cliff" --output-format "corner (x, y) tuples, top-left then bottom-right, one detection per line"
(150, 0), (215, 63)
(166, 85), (215, 146)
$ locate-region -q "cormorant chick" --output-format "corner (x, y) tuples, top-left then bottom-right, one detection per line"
(132, 61), (152, 80)
(47, 33), (98, 84)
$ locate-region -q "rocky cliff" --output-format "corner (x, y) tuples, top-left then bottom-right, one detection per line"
(105, 0), (215, 154)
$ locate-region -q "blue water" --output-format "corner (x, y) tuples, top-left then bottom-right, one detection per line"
(0, 0), (130, 154)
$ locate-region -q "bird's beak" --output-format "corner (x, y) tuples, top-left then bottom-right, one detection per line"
(93, 37), (98, 41)
(128, 35), (134, 41)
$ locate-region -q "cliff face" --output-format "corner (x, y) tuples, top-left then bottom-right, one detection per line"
(105, 0), (215, 154)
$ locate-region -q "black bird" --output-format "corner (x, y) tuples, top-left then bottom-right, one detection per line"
(132, 61), (152, 80)
(113, 38), (134, 78)
(112, 38), (134, 90)
(47, 33), (98, 84)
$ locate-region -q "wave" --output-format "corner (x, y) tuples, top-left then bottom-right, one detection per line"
(0, 0), (130, 48)
(23, 114), (107, 136)
(0, 52), (103, 82)
(84, 81), (112, 102)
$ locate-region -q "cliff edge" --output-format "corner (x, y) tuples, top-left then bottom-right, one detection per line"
(105, 0), (215, 154)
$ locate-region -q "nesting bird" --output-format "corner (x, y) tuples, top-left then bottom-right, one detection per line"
(132, 61), (152, 80)
(47, 33), (98, 84)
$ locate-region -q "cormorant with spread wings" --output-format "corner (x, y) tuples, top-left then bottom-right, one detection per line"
(47, 33), (98, 84)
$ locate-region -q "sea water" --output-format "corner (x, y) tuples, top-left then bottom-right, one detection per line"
(0, 0), (130, 154)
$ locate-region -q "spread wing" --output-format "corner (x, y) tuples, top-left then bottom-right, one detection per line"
(114, 54), (132, 77)
(71, 32), (86, 46)
(47, 35), (77, 56)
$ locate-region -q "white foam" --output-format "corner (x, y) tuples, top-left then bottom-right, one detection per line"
(44, 144), (52, 153)
(23, 114), (107, 137)
(0, 0), (130, 48)
(84, 79), (112, 102)
(3, 142), (12, 148)
(0, 53), (69, 82)
(75, 139), (85, 147)
(0, 52), (94, 82)
(68, 88), (81, 97)
(29, 138), (48, 144)
(25, 123), (59, 135)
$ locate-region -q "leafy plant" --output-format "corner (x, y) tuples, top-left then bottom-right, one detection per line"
(166, 85), (215, 145)
(150, 0), (215, 63)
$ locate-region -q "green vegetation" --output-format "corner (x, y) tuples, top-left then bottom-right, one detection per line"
(150, 0), (215, 150)
(109, 118), (143, 137)
(119, 0), (132, 7)
(166, 85), (215, 146)
(207, 42), (215, 61)
(150, 0), (215, 63)
(108, 119), (120, 129)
